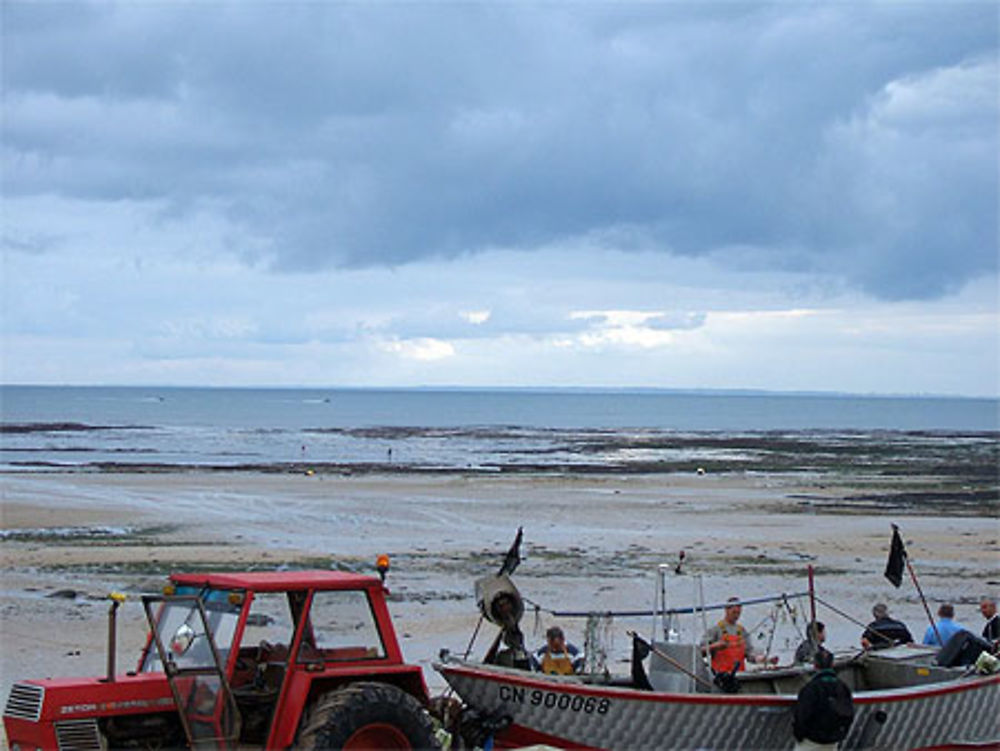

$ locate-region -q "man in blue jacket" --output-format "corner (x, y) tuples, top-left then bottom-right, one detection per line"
(922, 603), (969, 646)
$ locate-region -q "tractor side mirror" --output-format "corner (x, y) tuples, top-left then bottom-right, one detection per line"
(170, 623), (196, 656)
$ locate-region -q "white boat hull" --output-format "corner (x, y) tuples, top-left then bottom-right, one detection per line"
(437, 659), (1000, 750)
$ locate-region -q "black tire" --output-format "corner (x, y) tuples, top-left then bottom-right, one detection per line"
(297, 682), (439, 750)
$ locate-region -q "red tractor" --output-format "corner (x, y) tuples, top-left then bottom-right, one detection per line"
(3, 568), (440, 749)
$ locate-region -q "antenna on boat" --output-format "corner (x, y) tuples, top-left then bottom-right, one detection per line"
(696, 575), (709, 640)
(654, 565), (669, 641)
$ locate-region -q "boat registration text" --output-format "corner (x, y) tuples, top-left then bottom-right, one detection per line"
(498, 685), (611, 715)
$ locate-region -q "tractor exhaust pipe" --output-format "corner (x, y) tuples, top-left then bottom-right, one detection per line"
(103, 593), (126, 683)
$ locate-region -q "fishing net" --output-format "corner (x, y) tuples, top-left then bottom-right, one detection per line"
(584, 613), (613, 674)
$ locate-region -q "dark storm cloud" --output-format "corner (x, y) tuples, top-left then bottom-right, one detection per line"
(3, 2), (996, 299)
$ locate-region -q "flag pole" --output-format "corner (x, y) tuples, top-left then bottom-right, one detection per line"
(894, 524), (941, 646)
(807, 564), (817, 626)
(907, 554), (941, 646)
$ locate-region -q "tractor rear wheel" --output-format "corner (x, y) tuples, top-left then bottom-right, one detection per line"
(297, 682), (438, 750)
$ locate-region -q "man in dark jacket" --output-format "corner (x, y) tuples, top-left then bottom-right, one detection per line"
(980, 596), (999, 646)
(861, 603), (913, 650)
(793, 649), (854, 750)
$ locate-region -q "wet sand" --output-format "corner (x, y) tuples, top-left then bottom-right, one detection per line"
(1, 469), (997, 728)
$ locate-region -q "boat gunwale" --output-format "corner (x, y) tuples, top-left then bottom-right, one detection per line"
(435, 658), (1000, 708)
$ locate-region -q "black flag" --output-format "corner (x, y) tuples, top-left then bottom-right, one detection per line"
(884, 525), (906, 588)
(498, 527), (523, 576)
(630, 632), (653, 690)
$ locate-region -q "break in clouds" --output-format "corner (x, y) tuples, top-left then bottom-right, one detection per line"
(3, 3), (998, 301)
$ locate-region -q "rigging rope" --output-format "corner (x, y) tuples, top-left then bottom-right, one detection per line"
(522, 590), (812, 619)
(814, 595), (870, 630)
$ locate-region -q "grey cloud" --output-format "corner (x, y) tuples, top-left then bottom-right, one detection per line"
(803, 56), (997, 300)
(643, 313), (707, 332)
(1, 230), (61, 255)
(3, 4), (184, 100)
(3, 3), (996, 300)
(357, 305), (594, 341)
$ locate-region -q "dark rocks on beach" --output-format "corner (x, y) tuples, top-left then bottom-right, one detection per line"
(46, 589), (78, 600)
(1, 422), (100, 434)
(0, 422), (152, 434)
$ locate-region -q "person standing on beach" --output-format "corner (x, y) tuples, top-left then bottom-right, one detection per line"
(792, 648), (854, 751)
(860, 603), (913, 650)
(922, 603), (969, 647)
(701, 597), (775, 673)
(980, 597), (999, 646)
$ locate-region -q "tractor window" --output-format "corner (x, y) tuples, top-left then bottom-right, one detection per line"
(227, 592), (304, 700)
(304, 590), (386, 661)
(141, 589), (242, 673)
(239, 591), (298, 651)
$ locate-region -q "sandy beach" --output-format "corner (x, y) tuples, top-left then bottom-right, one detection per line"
(1, 468), (998, 736)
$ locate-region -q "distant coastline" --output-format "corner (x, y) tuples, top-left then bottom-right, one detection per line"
(2, 382), (997, 401)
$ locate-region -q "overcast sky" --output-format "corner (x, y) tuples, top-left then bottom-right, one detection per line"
(2, 2), (997, 396)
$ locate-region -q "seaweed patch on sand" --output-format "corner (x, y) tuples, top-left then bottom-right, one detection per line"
(786, 488), (998, 517)
(36, 555), (335, 576)
(0, 524), (181, 545)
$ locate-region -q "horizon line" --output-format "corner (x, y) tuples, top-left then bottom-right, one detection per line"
(2, 382), (996, 401)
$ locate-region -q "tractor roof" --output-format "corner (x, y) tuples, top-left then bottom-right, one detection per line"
(169, 569), (382, 592)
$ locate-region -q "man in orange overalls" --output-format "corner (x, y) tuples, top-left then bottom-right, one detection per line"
(701, 597), (773, 674)
(531, 626), (585, 675)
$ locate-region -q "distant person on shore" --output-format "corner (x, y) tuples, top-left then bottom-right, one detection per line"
(792, 648), (854, 750)
(701, 597), (777, 673)
(922, 603), (969, 647)
(795, 621), (827, 664)
(531, 626), (584, 675)
(980, 597), (999, 646)
(861, 603), (913, 650)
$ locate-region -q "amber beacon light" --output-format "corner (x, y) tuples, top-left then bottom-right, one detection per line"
(376, 554), (390, 582)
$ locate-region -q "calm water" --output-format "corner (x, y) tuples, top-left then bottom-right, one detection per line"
(1, 385), (996, 470)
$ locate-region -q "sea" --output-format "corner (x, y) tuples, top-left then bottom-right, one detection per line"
(0, 385), (997, 473)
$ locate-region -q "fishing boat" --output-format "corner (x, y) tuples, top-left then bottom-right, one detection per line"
(437, 647), (999, 749)
(434, 537), (1000, 750)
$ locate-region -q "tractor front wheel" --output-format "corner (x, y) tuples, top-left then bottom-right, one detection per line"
(297, 682), (438, 750)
